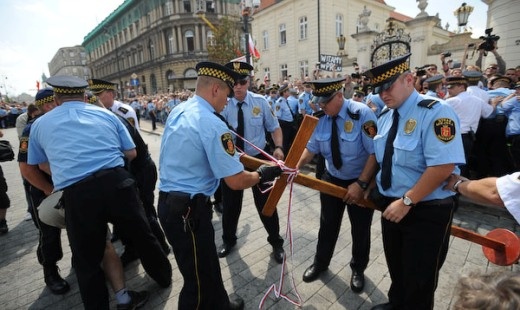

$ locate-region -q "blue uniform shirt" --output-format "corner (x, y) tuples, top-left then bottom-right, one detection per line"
(487, 87), (514, 118)
(158, 95), (244, 196)
(365, 93), (386, 117)
(298, 91), (314, 114)
(307, 99), (377, 180)
(287, 95), (300, 116)
(499, 96), (520, 136)
(374, 91), (465, 200)
(27, 101), (135, 190)
(273, 97), (294, 122)
(221, 91), (280, 156)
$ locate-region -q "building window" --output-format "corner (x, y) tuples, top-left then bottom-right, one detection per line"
(71, 60), (76, 66)
(69, 51), (75, 57)
(262, 30), (269, 50)
(279, 24), (286, 45)
(148, 39), (155, 61)
(299, 16), (307, 40)
(185, 30), (194, 52)
(336, 14), (343, 37)
(168, 32), (175, 54)
(280, 64), (288, 80)
(206, 1), (215, 13)
(184, 0), (191, 13)
(164, 1), (173, 15)
(299, 60), (309, 78)
(263, 67), (270, 83)
(207, 30), (215, 46)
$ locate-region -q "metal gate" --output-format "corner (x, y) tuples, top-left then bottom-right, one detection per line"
(370, 20), (411, 67)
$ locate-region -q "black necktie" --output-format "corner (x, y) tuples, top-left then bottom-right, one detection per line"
(381, 110), (399, 190)
(331, 115), (342, 169)
(236, 102), (245, 150)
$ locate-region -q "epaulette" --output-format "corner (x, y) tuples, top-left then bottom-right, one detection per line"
(378, 107), (390, 118)
(118, 106), (129, 114)
(417, 99), (439, 109)
(347, 109), (360, 120)
(313, 110), (325, 118)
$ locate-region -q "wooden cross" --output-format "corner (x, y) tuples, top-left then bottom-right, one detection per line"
(239, 115), (520, 266)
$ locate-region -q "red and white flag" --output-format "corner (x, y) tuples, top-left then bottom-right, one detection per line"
(248, 34), (260, 59)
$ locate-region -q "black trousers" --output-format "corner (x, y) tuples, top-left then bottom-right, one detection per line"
(508, 134), (520, 169)
(381, 196), (455, 310)
(221, 173), (283, 247)
(314, 172), (374, 272)
(473, 117), (512, 177)
(460, 133), (475, 177)
(29, 185), (63, 267)
(63, 167), (172, 310)
(158, 191), (231, 310)
(120, 160), (169, 253)
(0, 166), (9, 209)
(278, 119), (296, 154)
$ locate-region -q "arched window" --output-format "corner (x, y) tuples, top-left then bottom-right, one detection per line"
(168, 32), (175, 54)
(185, 30), (195, 52)
(207, 30), (215, 46)
(148, 39), (155, 61)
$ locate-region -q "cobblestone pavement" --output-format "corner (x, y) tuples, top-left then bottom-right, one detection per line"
(0, 120), (518, 309)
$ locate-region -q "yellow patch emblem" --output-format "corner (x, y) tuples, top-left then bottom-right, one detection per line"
(344, 121), (354, 133)
(253, 106), (261, 116)
(404, 119), (417, 135)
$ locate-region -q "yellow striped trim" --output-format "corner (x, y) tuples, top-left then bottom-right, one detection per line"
(371, 61), (410, 85)
(35, 95), (54, 107)
(52, 87), (86, 94)
(198, 67), (235, 85)
(312, 81), (344, 96)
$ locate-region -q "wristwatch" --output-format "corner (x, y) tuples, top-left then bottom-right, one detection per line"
(402, 195), (416, 207)
(356, 179), (369, 190)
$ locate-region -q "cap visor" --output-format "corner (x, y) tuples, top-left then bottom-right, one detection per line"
(315, 92), (336, 104)
(373, 75), (400, 94)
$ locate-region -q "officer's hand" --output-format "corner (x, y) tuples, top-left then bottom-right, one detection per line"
(257, 164), (283, 183)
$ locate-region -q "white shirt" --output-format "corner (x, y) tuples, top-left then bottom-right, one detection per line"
(497, 172), (520, 225)
(446, 91), (493, 133)
(466, 85), (489, 104)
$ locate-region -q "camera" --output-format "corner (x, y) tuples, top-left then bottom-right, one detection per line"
(415, 65), (428, 76)
(441, 51), (452, 58)
(478, 28), (500, 52)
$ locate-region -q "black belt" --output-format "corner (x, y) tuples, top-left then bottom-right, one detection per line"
(159, 191), (209, 205)
(76, 167), (122, 185)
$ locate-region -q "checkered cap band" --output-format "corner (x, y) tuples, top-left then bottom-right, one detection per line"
(35, 95), (54, 107)
(370, 61), (410, 85)
(446, 79), (468, 86)
(52, 87), (86, 94)
(491, 77), (511, 85)
(312, 81), (344, 97)
(234, 68), (251, 75)
(87, 95), (99, 104)
(89, 83), (116, 92)
(198, 67), (235, 85)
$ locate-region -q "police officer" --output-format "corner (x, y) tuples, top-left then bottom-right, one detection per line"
(364, 54), (465, 310)
(499, 82), (520, 169)
(157, 61), (282, 309)
(298, 82), (314, 115)
(217, 61), (286, 263)
(90, 93), (170, 265)
(272, 84), (296, 153)
(296, 77), (378, 293)
(24, 76), (171, 309)
(17, 88), (70, 295)
(88, 78), (140, 130)
(423, 74), (444, 98)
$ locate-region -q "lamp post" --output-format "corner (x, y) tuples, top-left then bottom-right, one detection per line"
(242, 5), (252, 65)
(454, 2), (474, 33)
(337, 34), (346, 56)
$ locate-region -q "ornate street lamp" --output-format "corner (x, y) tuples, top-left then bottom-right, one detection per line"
(337, 34), (346, 56)
(454, 2), (474, 32)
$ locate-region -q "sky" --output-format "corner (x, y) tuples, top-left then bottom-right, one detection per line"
(0, 0), (488, 98)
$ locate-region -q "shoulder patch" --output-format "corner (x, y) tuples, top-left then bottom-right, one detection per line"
(417, 99), (439, 109)
(347, 109), (360, 120)
(299, 98), (303, 104)
(362, 120), (377, 138)
(221, 132), (236, 156)
(127, 117), (135, 127)
(118, 106), (129, 114)
(434, 118), (456, 143)
(19, 137), (29, 154)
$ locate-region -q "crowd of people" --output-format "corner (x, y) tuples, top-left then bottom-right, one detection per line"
(0, 41), (519, 309)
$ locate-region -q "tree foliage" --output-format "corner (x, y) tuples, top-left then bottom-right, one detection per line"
(207, 16), (243, 65)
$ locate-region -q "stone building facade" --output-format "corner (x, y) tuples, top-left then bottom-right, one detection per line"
(48, 46), (91, 80)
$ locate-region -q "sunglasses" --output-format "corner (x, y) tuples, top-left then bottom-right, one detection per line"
(488, 67), (498, 70)
(354, 94), (363, 98)
(236, 79), (248, 86)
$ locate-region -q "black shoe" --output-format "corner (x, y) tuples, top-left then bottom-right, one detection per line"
(117, 290), (150, 310)
(120, 250), (139, 267)
(0, 219), (8, 234)
(217, 243), (235, 258)
(272, 245), (285, 264)
(350, 270), (365, 293)
(213, 202), (223, 213)
(44, 265), (70, 295)
(302, 264), (327, 283)
(228, 296), (244, 310)
(371, 302), (395, 310)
